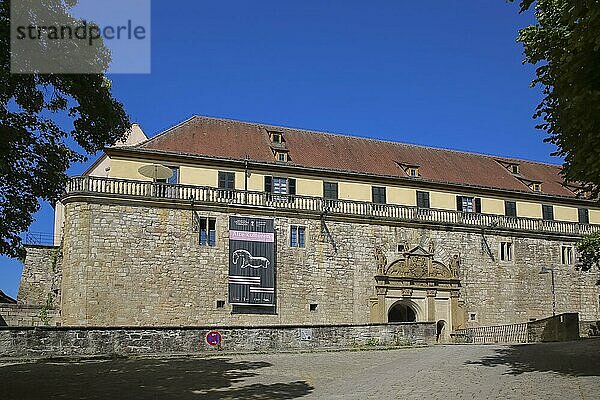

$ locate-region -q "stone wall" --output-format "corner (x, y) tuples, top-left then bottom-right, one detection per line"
(17, 245), (61, 307)
(55, 200), (600, 327)
(579, 320), (600, 337)
(0, 304), (58, 327)
(0, 322), (435, 359)
(527, 313), (580, 342)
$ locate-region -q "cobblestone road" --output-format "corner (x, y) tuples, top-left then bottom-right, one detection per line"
(1, 339), (599, 399)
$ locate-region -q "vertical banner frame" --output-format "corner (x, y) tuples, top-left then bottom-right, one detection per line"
(228, 216), (276, 307)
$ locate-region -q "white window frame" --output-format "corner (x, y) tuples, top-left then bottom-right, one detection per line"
(290, 225), (307, 248)
(499, 241), (513, 262)
(561, 245), (574, 265)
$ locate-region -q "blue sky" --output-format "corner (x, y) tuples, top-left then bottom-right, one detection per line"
(0, 1), (547, 298)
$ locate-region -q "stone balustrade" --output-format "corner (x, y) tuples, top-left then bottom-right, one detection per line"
(64, 176), (600, 237)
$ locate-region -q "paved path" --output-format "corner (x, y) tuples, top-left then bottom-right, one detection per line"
(1, 339), (600, 399)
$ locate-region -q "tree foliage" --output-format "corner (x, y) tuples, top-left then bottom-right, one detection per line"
(0, 0), (130, 259)
(577, 231), (600, 271)
(514, 0), (600, 196)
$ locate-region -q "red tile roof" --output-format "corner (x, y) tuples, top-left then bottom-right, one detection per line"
(137, 116), (575, 198)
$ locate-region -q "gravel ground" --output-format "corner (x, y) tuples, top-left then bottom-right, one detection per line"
(1, 339), (599, 399)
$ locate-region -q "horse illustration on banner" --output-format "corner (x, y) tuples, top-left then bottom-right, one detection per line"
(232, 249), (270, 269)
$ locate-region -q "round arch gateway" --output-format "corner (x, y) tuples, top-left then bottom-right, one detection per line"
(388, 301), (418, 322)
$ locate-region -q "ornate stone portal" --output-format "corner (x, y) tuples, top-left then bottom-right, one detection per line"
(370, 246), (465, 332)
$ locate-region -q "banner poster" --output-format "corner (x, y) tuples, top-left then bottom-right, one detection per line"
(228, 216), (275, 306)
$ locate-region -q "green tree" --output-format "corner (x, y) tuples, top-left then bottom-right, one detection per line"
(577, 232), (600, 271)
(513, 0), (600, 195)
(0, 0), (130, 259)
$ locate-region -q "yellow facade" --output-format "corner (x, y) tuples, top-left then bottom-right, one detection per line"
(338, 182), (372, 202)
(104, 156), (599, 225)
(180, 166), (218, 187)
(297, 178), (324, 197)
(108, 159), (152, 181)
(430, 191), (456, 211)
(517, 201), (542, 219)
(387, 187), (417, 206)
(481, 197), (505, 216)
(554, 205), (578, 223)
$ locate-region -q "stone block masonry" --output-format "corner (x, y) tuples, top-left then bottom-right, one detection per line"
(0, 322), (435, 359)
(24, 198), (600, 327)
(17, 245), (62, 307)
(0, 304), (58, 327)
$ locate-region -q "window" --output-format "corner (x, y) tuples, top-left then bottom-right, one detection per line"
(167, 167), (179, 184)
(408, 167), (419, 177)
(500, 242), (513, 262)
(531, 183), (542, 192)
(416, 191), (430, 209)
(290, 225), (306, 248)
(505, 201), (517, 217)
(156, 166), (179, 184)
(561, 245), (574, 265)
(469, 313), (477, 321)
(218, 171), (235, 190)
(199, 217), (216, 247)
(579, 208), (590, 224)
(274, 151), (289, 162)
(542, 205), (554, 221)
(372, 186), (386, 204)
(309, 303), (318, 311)
(509, 164), (520, 174)
(397, 244), (406, 253)
(218, 171), (235, 199)
(323, 182), (338, 200)
(216, 300), (225, 308)
(265, 176), (296, 201)
(457, 196), (481, 213)
(269, 131), (283, 143)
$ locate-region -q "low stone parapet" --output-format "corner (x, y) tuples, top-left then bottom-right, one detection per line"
(0, 322), (436, 359)
(0, 304), (58, 327)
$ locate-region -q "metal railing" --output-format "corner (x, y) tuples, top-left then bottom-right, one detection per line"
(453, 323), (529, 344)
(64, 176), (600, 236)
(25, 232), (61, 246)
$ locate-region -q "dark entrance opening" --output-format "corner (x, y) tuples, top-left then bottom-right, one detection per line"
(436, 320), (446, 341)
(388, 302), (417, 322)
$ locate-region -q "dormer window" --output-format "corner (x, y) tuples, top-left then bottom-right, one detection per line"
(269, 131), (284, 144)
(495, 160), (520, 175)
(531, 183), (542, 192)
(395, 162), (420, 178)
(274, 151), (289, 162)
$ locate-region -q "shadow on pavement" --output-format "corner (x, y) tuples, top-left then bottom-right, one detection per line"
(465, 338), (600, 377)
(0, 357), (314, 399)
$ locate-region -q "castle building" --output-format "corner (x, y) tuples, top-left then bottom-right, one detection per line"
(14, 116), (600, 335)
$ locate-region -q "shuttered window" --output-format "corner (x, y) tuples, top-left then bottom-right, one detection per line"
(265, 176), (295, 201)
(372, 186), (386, 204)
(542, 205), (554, 221)
(457, 196), (481, 213)
(504, 201), (517, 217)
(323, 182), (338, 200)
(416, 191), (430, 209)
(218, 171), (235, 190)
(578, 208), (590, 224)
